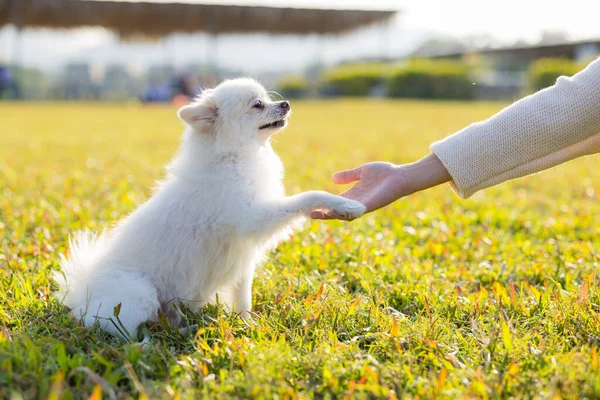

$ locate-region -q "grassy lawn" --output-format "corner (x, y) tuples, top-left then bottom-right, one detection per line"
(1, 100), (599, 399)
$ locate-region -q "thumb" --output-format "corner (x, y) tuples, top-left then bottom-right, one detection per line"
(332, 166), (362, 184)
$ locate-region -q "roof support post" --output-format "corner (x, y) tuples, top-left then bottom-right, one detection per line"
(378, 18), (392, 62)
(9, 0), (23, 99)
(377, 18), (393, 97)
(206, 8), (219, 80)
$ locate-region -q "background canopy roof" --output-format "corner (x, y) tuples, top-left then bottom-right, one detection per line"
(0, 0), (397, 36)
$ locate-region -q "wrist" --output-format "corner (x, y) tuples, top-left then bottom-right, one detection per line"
(400, 153), (451, 195)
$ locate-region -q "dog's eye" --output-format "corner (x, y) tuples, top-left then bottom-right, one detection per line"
(253, 100), (264, 109)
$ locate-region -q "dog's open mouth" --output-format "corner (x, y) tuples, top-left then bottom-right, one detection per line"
(259, 120), (286, 130)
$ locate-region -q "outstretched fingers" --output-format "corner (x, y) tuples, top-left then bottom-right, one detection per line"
(332, 166), (362, 185)
(310, 209), (352, 221)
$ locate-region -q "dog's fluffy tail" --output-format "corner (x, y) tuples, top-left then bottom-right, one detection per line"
(54, 230), (108, 305)
(54, 230), (161, 336)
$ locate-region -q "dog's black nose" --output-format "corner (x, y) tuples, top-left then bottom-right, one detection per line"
(280, 101), (290, 110)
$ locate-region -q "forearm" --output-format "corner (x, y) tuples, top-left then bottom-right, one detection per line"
(431, 57), (600, 198)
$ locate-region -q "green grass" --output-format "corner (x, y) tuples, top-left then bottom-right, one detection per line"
(1, 100), (600, 399)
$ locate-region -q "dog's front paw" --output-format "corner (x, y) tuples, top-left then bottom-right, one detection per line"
(328, 198), (366, 221)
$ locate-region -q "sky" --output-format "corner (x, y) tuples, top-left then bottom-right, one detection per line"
(1, 0), (599, 74)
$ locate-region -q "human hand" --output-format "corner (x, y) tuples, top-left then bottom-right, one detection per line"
(311, 162), (409, 220)
(311, 154), (451, 220)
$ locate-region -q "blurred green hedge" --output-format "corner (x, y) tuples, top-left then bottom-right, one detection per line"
(322, 63), (389, 96)
(387, 60), (474, 99)
(528, 58), (581, 91)
(321, 60), (475, 99)
(277, 75), (310, 99)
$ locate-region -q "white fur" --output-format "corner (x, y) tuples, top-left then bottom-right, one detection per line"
(54, 78), (366, 337)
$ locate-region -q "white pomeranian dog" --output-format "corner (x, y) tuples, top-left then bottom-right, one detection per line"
(54, 78), (366, 337)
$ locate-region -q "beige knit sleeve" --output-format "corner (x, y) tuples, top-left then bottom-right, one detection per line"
(430, 57), (600, 198)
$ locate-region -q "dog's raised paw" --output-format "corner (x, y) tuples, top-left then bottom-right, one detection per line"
(330, 199), (366, 220)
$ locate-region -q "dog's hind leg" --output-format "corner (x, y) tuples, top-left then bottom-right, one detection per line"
(73, 271), (160, 339)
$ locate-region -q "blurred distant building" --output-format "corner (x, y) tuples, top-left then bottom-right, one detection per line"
(1, 1), (395, 96)
(427, 39), (600, 99)
(1, 1), (396, 101)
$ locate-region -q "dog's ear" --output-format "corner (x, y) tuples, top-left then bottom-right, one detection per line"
(178, 90), (218, 133)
